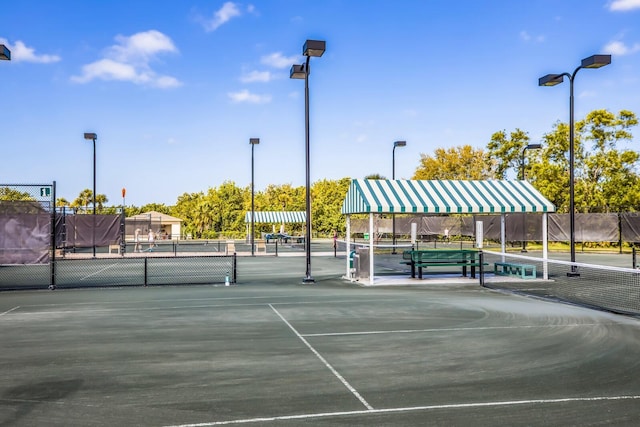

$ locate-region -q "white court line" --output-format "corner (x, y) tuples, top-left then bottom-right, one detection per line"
(0, 306), (20, 316)
(164, 395), (640, 426)
(80, 263), (121, 281)
(269, 304), (374, 411)
(18, 294), (346, 308)
(7, 299), (396, 317)
(301, 323), (601, 337)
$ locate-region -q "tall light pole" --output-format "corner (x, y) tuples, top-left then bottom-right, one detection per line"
(520, 143), (541, 252)
(290, 39), (325, 284)
(250, 138), (260, 256)
(392, 140), (406, 253)
(0, 44), (10, 61)
(539, 54), (611, 274)
(84, 132), (98, 258)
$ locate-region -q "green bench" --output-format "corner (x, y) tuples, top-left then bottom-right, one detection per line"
(494, 262), (536, 279)
(402, 249), (483, 279)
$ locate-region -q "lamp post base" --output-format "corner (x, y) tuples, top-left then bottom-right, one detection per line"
(302, 276), (315, 284)
(567, 266), (580, 277)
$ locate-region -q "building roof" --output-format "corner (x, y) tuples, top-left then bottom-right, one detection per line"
(244, 211), (306, 223)
(126, 211), (183, 222)
(341, 179), (555, 215)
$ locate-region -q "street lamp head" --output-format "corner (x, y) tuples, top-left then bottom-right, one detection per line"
(526, 143), (542, 150)
(538, 74), (564, 86)
(84, 132), (97, 140)
(394, 140), (407, 148)
(0, 44), (10, 61)
(290, 64), (306, 79)
(250, 138), (260, 145)
(303, 40), (326, 57)
(581, 54), (611, 69)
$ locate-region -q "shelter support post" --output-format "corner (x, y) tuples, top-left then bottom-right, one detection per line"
(369, 213), (375, 284)
(500, 214), (506, 262)
(543, 212), (549, 280)
(346, 215), (351, 278)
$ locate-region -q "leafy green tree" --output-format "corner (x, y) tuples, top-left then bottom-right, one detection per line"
(525, 121), (569, 210)
(95, 194), (108, 213)
(486, 128), (531, 179)
(171, 192), (203, 238)
(0, 187), (34, 201)
(413, 145), (494, 180)
(530, 109), (639, 213)
(364, 174), (386, 180)
(577, 109), (639, 212)
(71, 189), (93, 212)
(70, 189), (108, 213)
(140, 203), (170, 215)
(311, 178), (351, 235)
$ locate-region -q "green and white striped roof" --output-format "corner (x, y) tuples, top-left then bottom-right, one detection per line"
(341, 179), (555, 214)
(244, 211), (306, 223)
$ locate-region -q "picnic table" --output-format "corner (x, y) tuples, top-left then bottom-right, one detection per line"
(402, 249), (482, 279)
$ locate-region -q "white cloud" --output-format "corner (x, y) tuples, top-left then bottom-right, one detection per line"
(110, 30), (177, 63)
(604, 40), (640, 55)
(227, 89), (271, 104)
(240, 70), (272, 83)
(578, 90), (597, 99)
(0, 39), (60, 63)
(261, 52), (299, 69)
(203, 2), (242, 32)
(609, 0), (640, 11)
(71, 30), (181, 88)
(519, 31), (545, 43)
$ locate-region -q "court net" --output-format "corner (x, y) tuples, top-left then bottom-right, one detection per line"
(482, 250), (640, 317)
(0, 255), (237, 290)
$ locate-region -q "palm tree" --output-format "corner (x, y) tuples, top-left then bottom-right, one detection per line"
(71, 189), (93, 213)
(95, 194), (108, 213)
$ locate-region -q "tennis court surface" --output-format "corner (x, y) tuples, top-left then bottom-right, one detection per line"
(2, 256), (640, 426)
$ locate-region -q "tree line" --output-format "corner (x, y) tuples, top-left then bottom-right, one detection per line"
(6, 108), (636, 238)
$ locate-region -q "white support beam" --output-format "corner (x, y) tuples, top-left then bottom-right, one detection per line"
(369, 213), (375, 284)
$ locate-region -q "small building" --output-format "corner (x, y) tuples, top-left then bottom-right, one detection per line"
(126, 211), (183, 240)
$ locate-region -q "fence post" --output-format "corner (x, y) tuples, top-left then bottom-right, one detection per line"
(478, 250), (484, 287)
(119, 208), (126, 255)
(50, 181), (56, 290)
(633, 247), (637, 269)
(144, 257), (148, 287)
(233, 253), (237, 283)
(618, 212), (623, 255)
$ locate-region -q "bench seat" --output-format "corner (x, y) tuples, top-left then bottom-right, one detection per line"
(494, 262), (536, 279)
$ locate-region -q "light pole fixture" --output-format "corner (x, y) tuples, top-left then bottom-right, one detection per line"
(0, 44), (10, 61)
(84, 132), (98, 258)
(520, 143), (542, 252)
(290, 39), (325, 284)
(250, 138), (260, 256)
(539, 54), (611, 274)
(392, 140), (406, 253)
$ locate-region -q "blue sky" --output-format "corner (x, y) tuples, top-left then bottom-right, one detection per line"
(2, 0), (640, 206)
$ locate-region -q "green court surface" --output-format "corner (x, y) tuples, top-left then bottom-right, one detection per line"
(2, 255), (640, 426)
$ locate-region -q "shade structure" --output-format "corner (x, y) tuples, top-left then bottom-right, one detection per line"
(341, 179), (555, 215)
(244, 211), (306, 224)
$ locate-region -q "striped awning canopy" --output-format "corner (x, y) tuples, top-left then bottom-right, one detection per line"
(341, 179), (555, 214)
(244, 211), (306, 223)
